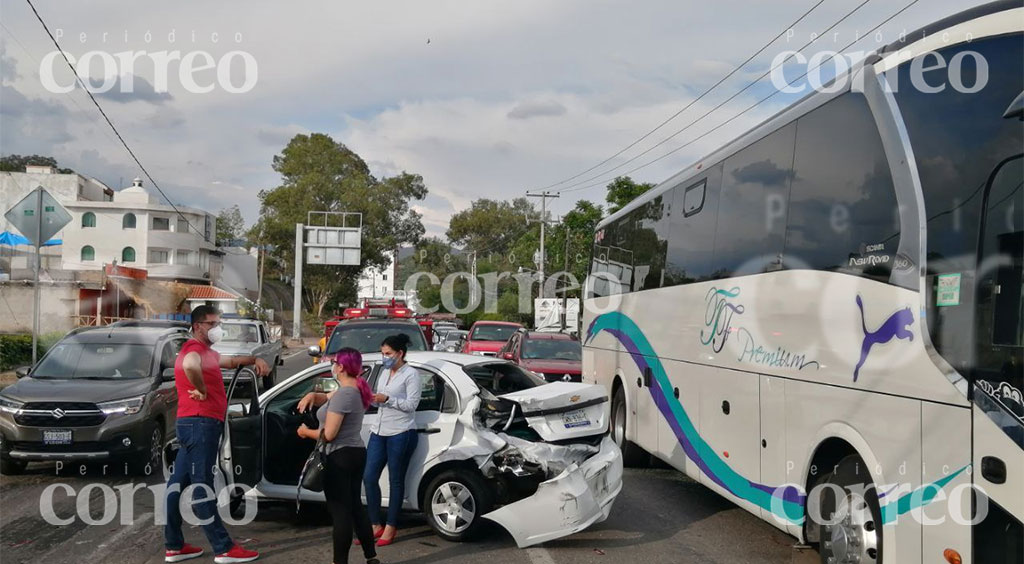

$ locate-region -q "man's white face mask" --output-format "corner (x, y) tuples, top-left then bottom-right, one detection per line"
(207, 325), (225, 344)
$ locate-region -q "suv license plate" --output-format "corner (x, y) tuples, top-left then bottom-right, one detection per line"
(562, 409), (591, 429)
(43, 430), (72, 445)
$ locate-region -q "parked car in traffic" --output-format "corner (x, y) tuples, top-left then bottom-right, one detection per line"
(169, 352), (622, 547)
(497, 330), (582, 382)
(308, 317), (429, 358)
(0, 325), (187, 475)
(214, 317), (283, 391)
(434, 329), (467, 351)
(461, 321), (522, 356)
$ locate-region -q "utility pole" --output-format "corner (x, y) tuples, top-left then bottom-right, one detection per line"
(256, 225), (265, 313)
(526, 191), (559, 297)
(30, 189), (42, 365)
(561, 222), (570, 332)
(469, 250), (478, 306)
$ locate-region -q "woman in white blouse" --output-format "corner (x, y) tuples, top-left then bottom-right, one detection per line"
(363, 333), (422, 546)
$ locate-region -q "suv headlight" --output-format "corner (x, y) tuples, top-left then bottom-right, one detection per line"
(0, 395), (24, 415)
(98, 395), (145, 415)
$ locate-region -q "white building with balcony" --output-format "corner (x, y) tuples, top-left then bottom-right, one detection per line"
(357, 250), (395, 300)
(60, 178), (220, 283)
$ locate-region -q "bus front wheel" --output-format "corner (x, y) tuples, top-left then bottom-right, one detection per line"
(815, 455), (883, 564)
(611, 386), (648, 467)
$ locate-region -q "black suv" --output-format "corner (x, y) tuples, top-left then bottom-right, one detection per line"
(0, 325), (187, 475)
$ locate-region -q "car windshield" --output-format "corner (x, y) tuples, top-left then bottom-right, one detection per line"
(221, 323), (259, 343)
(32, 343), (154, 379)
(463, 362), (545, 396)
(469, 324), (518, 342)
(326, 324), (427, 354)
(522, 338), (581, 360)
(444, 331), (467, 342)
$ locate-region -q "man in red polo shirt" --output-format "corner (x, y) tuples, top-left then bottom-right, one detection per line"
(164, 305), (269, 564)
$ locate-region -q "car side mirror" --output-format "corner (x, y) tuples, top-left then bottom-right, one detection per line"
(307, 346), (321, 358)
(227, 403), (248, 418)
(502, 352), (514, 361)
(15, 366), (30, 378)
(161, 367), (176, 382)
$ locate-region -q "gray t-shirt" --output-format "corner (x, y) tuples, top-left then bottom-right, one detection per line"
(316, 386), (365, 452)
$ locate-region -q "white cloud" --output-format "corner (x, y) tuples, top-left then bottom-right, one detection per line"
(0, 0), (989, 229)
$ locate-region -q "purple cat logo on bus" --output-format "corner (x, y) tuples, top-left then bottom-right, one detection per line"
(853, 295), (914, 382)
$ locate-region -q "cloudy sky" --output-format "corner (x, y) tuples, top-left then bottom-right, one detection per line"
(0, 0), (981, 236)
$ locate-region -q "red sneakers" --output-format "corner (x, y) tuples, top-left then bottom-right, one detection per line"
(214, 545), (260, 564)
(165, 544), (204, 563)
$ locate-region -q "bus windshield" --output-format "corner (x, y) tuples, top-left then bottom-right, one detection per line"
(891, 33), (1023, 418)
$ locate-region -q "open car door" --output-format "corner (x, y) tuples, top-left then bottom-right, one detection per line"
(222, 367), (263, 501)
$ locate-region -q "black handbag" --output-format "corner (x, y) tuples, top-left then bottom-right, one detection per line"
(297, 429), (327, 502)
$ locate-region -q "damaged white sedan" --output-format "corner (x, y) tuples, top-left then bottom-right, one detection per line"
(177, 352), (623, 547)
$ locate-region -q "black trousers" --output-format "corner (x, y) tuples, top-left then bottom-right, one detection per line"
(324, 446), (376, 564)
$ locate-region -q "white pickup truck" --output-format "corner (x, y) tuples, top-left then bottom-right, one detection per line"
(214, 318), (284, 390)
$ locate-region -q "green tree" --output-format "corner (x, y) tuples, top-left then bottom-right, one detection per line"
(605, 176), (655, 215)
(216, 205), (246, 246)
(252, 133), (427, 321)
(0, 154), (74, 174)
(446, 197), (536, 257)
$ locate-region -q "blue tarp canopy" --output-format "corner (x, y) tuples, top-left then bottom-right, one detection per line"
(0, 231), (62, 247)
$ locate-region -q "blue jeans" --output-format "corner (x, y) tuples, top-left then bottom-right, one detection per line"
(363, 430), (418, 527)
(165, 416), (233, 554)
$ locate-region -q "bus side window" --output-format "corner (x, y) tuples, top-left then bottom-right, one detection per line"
(784, 92), (899, 283)
(665, 163), (723, 286)
(712, 123), (796, 278)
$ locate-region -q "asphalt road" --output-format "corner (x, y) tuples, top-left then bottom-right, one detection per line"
(0, 352), (818, 564)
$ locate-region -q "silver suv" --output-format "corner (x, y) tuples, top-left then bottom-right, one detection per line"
(0, 324), (186, 475)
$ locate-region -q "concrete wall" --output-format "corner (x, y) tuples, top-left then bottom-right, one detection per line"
(0, 283), (77, 334)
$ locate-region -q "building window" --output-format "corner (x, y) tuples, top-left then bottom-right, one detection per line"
(150, 249), (169, 264)
(123, 213), (136, 229)
(122, 247), (136, 263)
(176, 250), (193, 265)
(82, 212), (96, 228)
(81, 246), (95, 261)
(177, 218), (189, 233)
(152, 217), (170, 231)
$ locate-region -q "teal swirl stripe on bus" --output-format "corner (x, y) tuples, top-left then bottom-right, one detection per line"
(586, 310), (805, 524)
(586, 310), (971, 526)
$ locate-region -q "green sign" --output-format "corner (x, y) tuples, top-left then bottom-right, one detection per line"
(937, 273), (961, 307)
(24, 210), (34, 216)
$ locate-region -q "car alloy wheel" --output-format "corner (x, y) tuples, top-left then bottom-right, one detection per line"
(430, 481), (476, 534)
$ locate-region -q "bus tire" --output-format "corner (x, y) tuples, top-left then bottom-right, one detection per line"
(611, 386), (647, 467)
(816, 455), (882, 564)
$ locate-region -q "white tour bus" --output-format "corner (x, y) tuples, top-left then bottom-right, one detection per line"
(583, 2), (1023, 563)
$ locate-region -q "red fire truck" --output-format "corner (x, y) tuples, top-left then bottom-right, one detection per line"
(315, 298), (434, 362)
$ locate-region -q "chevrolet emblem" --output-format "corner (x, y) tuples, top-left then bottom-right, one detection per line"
(570, 395), (580, 403)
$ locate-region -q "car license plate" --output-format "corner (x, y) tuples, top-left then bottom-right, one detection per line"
(562, 409), (591, 428)
(43, 429), (72, 445)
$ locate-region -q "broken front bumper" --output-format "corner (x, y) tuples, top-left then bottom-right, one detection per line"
(483, 435), (624, 548)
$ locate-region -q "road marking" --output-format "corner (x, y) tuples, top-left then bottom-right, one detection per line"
(526, 547), (557, 564)
(282, 349), (308, 360)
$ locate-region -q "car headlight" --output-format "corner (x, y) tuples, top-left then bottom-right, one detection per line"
(98, 395), (145, 415)
(0, 395), (24, 415)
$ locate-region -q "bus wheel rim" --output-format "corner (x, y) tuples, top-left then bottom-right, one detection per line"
(824, 493), (878, 563)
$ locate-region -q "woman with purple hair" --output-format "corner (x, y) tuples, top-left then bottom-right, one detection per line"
(296, 348), (379, 564)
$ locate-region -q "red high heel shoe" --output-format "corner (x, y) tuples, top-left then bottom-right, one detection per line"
(355, 527), (385, 546)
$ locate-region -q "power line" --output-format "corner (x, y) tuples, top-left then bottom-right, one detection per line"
(551, 0), (878, 194)
(23, 0), (210, 242)
(556, 0), (920, 196)
(527, 0), (828, 194)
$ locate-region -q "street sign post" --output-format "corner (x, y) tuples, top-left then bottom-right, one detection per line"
(4, 187), (72, 365)
(292, 212), (362, 339)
